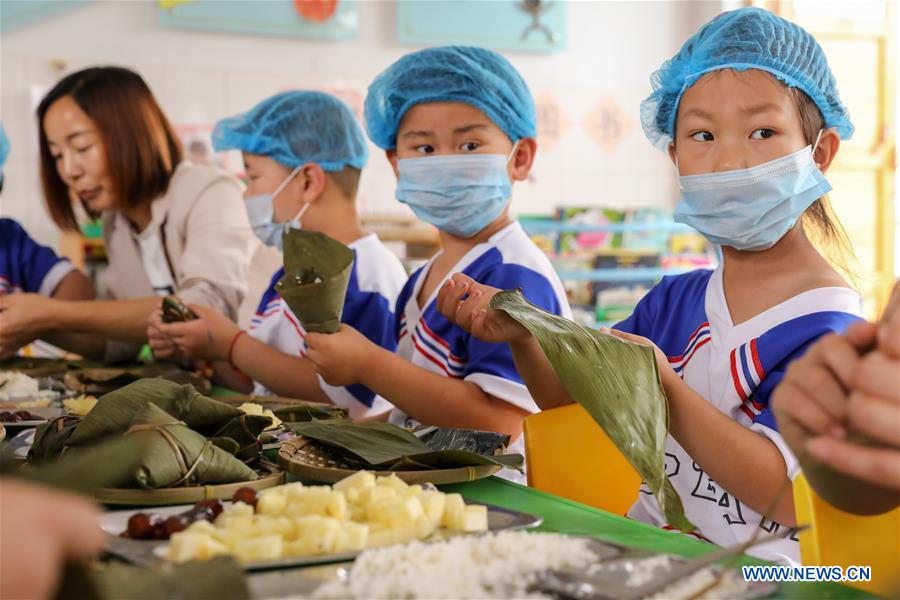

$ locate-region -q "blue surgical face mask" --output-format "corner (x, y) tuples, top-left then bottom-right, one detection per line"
(674, 132), (830, 251)
(395, 144), (518, 238)
(244, 166), (308, 251)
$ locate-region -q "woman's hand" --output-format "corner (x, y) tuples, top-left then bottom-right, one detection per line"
(0, 479), (106, 600)
(0, 294), (54, 359)
(154, 304), (240, 362)
(436, 273), (531, 345)
(306, 325), (378, 387)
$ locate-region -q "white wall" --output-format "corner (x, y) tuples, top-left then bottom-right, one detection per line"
(0, 0), (721, 249)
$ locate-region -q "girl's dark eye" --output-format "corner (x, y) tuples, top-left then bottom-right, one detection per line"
(460, 142), (480, 152)
(690, 131), (714, 142)
(415, 145), (435, 154)
(751, 128), (775, 140)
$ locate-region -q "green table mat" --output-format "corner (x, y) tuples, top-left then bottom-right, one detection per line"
(444, 477), (874, 599)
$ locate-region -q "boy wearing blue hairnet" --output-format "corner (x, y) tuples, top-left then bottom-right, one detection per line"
(149, 91), (406, 419)
(437, 8), (864, 562)
(306, 47), (571, 480)
(0, 124), (96, 359)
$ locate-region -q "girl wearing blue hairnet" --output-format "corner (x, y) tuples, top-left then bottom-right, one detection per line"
(438, 8), (864, 563)
(305, 46), (572, 481)
(148, 91), (407, 420)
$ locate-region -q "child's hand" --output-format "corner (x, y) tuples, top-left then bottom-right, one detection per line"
(603, 328), (677, 386)
(155, 304), (239, 362)
(772, 321), (877, 457)
(147, 309), (181, 360)
(805, 319), (900, 489)
(436, 273), (531, 344)
(306, 325), (375, 387)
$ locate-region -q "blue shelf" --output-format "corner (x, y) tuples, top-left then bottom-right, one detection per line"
(520, 221), (695, 234)
(555, 267), (695, 282)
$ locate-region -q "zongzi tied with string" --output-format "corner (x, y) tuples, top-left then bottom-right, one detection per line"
(491, 289), (695, 531)
(66, 379), (242, 446)
(124, 404), (258, 489)
(64, 366), (212, 396)
(276, 229), (355, 334)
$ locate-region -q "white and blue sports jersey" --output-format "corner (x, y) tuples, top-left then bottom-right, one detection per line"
(616, 265), (863, 564)
(389, 222), (572, 481)
(248, 233), (406, 418)
(1, 218), (74, 296)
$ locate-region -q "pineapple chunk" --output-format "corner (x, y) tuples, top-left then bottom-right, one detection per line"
(419, 491), (446, 526)
(166, 531), (229, 563)
(386, 496), (424, 529)
(254, 515), (296, 538)
(333, 470), (376, 493)
(257, 490), (287, 516)
(367, 523), (416, 547)
(441, 493), (466, 530)
(285, 487), (345, 519)
(461, 505), (488, 532)
(357, 485), (397, 506)
(292, 516), (345, 554)
(340, 521), (369, 551)
(376, 474), (409, 492)
(414, 515), (437, 539)
(234, 535), (283, 563)
(402, 484), (424, 498)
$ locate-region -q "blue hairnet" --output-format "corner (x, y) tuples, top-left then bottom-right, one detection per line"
(0, 124), (9, 172)
(641, 7), (854, 150)
(364, 46), (536, 150)
(212, 91), (368, 171)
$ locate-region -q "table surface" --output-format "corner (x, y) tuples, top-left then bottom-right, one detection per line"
(444, 477), (873, 599)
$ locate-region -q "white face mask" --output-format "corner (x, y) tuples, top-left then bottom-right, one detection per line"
(673, 131), (830, 251)
(244, 166), (309, 250)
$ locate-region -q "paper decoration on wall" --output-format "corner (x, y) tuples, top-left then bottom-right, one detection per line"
(397, 0), (565, 53)
(158, 0), (357, 40)
(174, 123), (242, 175)
(0, 0), (92, 32)
(584, 97), (633, 155)
(533, 91), (571, 153)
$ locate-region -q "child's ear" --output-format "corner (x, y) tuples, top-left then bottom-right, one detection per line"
(668, 142), (677, 166)
(509, 138), (537, 183)
(299, 163), (327, 204)
(813, 129), (841, 174)
(386, 150), (400, 180)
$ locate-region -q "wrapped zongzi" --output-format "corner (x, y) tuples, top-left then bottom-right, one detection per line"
(66, 379), (242, 447)
(125, 404), (258, 489)
(276, 229), (355, 333)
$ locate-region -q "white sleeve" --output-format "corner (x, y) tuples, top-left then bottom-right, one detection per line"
(38, 260), (76, 297)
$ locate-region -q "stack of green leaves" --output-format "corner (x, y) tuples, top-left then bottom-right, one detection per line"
(286, 420), (523, 471)
(491, 289), (695, 531)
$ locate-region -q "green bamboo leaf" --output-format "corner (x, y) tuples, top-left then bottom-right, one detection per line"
(286, 420), (523, 471)
(276, 230), (355, 334)
(491, 289), (695, 531)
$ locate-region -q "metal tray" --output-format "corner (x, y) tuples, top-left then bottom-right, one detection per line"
(100, 499), (543, 572)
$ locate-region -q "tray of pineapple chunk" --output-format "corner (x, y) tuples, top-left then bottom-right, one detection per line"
(100, 470), (542, 571)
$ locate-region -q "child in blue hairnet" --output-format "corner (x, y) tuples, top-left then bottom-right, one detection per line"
(148, 91), (406, 419)
(437, 8), (862, 563)
(0, 124), (96, 359)
(305, 46), (571, 480)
